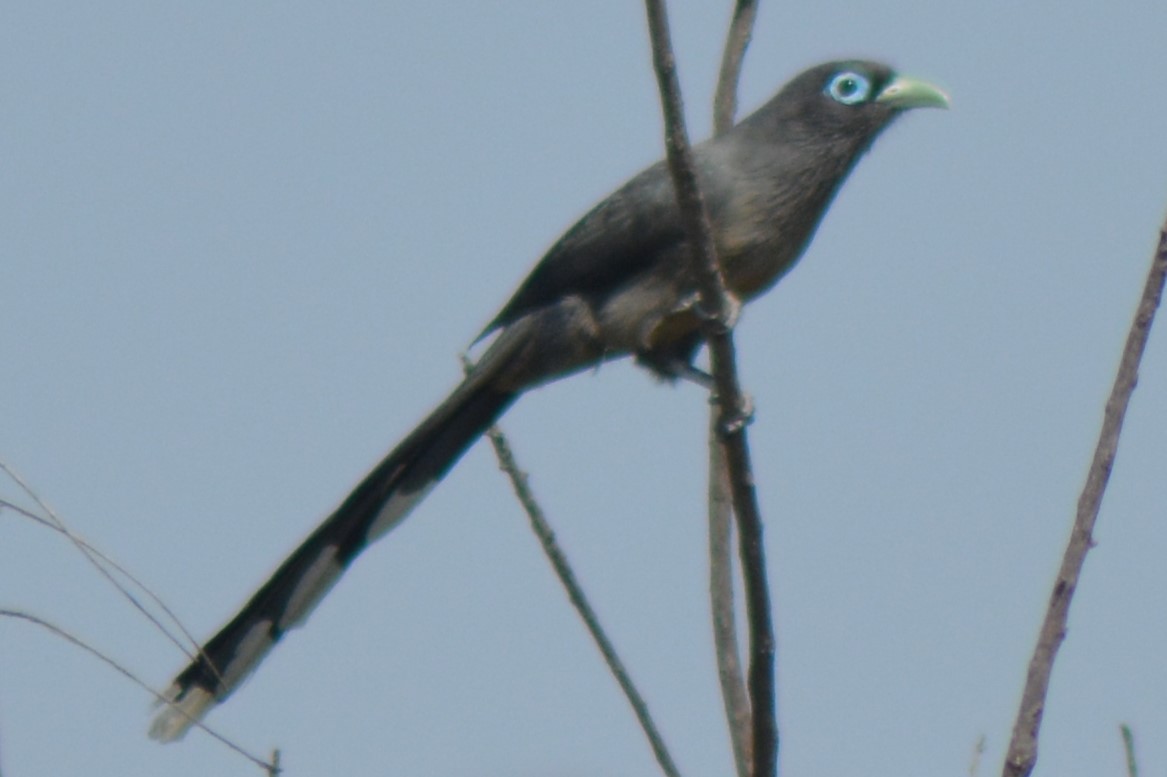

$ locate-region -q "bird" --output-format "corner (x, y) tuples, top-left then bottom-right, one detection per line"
(150, 59), (947, 742)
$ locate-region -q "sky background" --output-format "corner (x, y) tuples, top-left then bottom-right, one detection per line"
(2, 2), (1166, 775)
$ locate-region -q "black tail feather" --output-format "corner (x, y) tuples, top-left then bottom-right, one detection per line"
(150, 374), (516, 741)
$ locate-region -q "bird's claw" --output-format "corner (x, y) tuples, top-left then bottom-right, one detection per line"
(717, 293), (742, 330)
(711, 391), (755, 435)
(677, 290), (742, 332)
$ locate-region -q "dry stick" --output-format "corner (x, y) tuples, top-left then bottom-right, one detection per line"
(1001, 221), (1167, 777)
(0, 470), (268, 765)
(0, 462), (208, 671)
(0, 609), (277, 774)
(0, 497), (204, 668)
(708, 437), (751, 777)
(482, 423), (683, 777)
(461, 357), (681, 774)
(712, 0), (758, 135)
(707, 4), (759, 776)
(642, 3), (777, 777)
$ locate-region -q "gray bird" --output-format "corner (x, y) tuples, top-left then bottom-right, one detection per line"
(151, 59), (947, 741)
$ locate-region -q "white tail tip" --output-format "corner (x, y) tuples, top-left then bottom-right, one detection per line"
(149, 684), (215, 742)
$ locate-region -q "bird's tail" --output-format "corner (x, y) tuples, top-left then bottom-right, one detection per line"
(149, 363), (518, 742)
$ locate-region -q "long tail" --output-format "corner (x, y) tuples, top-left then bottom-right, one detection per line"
(149, 365), (518, 742)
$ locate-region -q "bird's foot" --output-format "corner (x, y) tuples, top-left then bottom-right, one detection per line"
(676, 290), (742, 332)
(638, 352), (715, 388)
(717, 292), (743, 330)
(669, 361), (715, 389)
(711, 390), (754, 435)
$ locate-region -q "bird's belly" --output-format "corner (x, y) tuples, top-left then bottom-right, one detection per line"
(597, 267), (698, 354)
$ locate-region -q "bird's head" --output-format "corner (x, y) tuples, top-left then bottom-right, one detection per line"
(742, 60), (948, 152)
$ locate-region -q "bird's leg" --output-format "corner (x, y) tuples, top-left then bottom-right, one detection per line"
(635, 349), (714, 387)
(665, 360), (716, 388)
(671, 292), (752, 431)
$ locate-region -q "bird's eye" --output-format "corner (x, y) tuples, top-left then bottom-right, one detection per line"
(825, 71), (872, 105)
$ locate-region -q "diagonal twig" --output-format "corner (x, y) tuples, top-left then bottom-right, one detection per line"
(0, 461), (211, 676)
(642, 3), (777, 776)
(462, 356), (682, 777)
(482, 422), (683, 777)
(0, 462), (264, 760)
(0, 608), (277, 773)
(1001, 218), (1167, 777)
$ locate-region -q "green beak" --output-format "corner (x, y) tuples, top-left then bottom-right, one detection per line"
(875, 75), (950, 110)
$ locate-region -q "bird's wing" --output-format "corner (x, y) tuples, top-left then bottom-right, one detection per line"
(477, 159), (686, 338)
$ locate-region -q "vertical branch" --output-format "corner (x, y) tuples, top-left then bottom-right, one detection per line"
(1002, 219), (1167, 777)
(712, 0), (758, 135)
(641, 3), (777, 777)
(707, 4), (760, 775)
(709, 429), (752, 777)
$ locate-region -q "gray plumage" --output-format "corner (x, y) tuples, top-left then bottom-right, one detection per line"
(150, 59), (946, 742)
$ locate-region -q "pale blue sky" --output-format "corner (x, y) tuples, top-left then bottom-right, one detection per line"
(3, 2), (1166, 775)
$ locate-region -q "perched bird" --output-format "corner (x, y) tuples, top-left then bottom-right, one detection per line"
(150, 59), (947, 741)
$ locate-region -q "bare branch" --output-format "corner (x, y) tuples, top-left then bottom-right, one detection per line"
(709, 433), (751, 777)
(1001, 219), (1167, 777)
(0, 608), (276, 773)
(642, 3), (777, 776)
(480, 420), (683, 777)
(460, 354), (682, 775)
(0, 460), (214, 679)
(706, 4), (760, 775)
(712, 0), (758, 136)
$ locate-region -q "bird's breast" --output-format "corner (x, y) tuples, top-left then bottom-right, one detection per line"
(714, 175), (836, 299)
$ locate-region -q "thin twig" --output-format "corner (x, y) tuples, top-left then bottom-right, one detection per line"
(641, 4), (777, 776)
(0, 461), (209, 672)
(0, 609), (276, 773)
(1120, 724), (1138, 777)
(481, 421), (683, 777)
(712, 0), (758, 136)
(0, 463), (260, 763)
(1001, 220), (1167, 777)
(707, 4), (760, 775)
